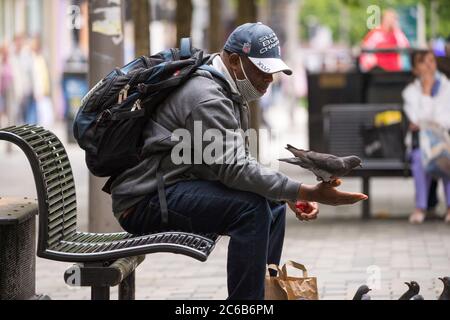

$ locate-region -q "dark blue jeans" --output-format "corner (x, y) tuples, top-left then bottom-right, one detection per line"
(118, 180), (286, 300)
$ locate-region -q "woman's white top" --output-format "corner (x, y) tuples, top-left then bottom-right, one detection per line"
(402, 72), (450, 130)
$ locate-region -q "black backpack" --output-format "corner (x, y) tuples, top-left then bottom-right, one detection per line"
(73, 39), (230, 182)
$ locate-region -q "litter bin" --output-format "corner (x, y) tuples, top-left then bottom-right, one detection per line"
(0, 197), (44, 300)
(62, 48), (88, 143)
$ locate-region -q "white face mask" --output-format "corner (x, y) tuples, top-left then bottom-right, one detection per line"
(233, 57), (265, 103)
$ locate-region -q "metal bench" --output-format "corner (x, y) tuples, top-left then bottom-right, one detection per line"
(0, 124), (220, 300)
(323, 104), (411, 219)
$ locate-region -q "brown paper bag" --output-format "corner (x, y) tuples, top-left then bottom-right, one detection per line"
(265, 264), (288, 300)
(265, 261), (319, 300)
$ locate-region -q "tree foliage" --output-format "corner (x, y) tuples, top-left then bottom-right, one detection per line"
(300, 0), (450, 46)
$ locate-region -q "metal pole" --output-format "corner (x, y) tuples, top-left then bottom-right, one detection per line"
(362, 177), (371, 220)
(430, 0), (439, 40)
(209, 0), (223, 53)
(91, 286), (110, 300)
(237, 0), (261, 160)
(132, 0), (151, 57)
(176, 0), (193, 46)
(87, 0), (125, 232)
(285, 0), (299, 127)
(118, 271), (135, 300)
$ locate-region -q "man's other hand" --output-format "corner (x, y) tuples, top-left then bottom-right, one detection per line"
(287, 201), (319, 222)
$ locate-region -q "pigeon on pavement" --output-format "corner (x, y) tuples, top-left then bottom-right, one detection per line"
(279, 144), (362, 182)
(361, 294), (371, 300)
(353, 285), (372, 300)
(399, 281), (420, 300)
(438, 277), (450, 300)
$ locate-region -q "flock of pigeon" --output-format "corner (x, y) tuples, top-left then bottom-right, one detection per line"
(352, 277), (450, 300)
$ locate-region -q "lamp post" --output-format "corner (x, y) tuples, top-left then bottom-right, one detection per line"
(62, 0), (88, 143)
(87, 0), (125, 232)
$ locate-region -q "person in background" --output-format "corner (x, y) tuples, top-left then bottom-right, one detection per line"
(0, 43), (13, 129)
(360, 9), (410, 72)
(0, 45), (5, 126)
(10, 35), (35, 124)
(403, 50), (450, 224)
(30, 35), (53, 127)
(259, 83), (274, 131)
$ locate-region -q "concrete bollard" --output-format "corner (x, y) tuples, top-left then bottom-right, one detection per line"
(0, 197), (38, 300)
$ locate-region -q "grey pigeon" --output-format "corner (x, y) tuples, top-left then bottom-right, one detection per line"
(279, 144), (362, 182)
(438, 277), (450, 300)
(399, 281), (420, 300)
(353, 285), (371, 300)
(410, 294), (424, 300)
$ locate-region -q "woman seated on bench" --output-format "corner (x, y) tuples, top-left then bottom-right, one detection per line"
(403, 49), (450, 224)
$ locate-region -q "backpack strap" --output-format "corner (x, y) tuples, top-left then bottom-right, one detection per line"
(199, 53), (244, 105)
(198, 64), (243, 105)
(102, 176), (116, 195)
(157, 170), (169, 227)
(138, 50), (205, 96)
(155, 154), (171, 228)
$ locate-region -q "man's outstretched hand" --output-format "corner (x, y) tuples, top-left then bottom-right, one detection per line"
(298, 179), (368, 206)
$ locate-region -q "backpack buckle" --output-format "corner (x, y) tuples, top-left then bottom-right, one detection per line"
(131, 99), (142, 112)
(118, 84), (131, 104)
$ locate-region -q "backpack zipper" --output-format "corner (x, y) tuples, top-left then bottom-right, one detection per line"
(108, 71), (142, 107)
(118, 84), (131, 104)
(96, 109), (112, 125)
(131, 99), (142, 111)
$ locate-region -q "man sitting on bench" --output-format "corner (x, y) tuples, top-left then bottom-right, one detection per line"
(111, 23), (368, 300)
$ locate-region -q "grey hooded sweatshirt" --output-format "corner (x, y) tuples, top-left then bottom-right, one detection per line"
(111, 56), (301, 219)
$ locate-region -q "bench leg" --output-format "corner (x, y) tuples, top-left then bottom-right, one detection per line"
(362, 177), (371, 220)
(119, 271), (135, 300)
(91, 286), (110, 300)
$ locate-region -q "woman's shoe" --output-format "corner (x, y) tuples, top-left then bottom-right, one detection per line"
(445, 212), (450, 224)
(409, 210), (426, 224)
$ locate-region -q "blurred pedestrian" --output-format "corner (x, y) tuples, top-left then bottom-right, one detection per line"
(403, 50), (450, 224)
(31, 35), (53, 127)
(0, 43), (13, 128)
(10, 34), (35, 124)
(259, 79), (276, 131)
(360, 9), (410, 72)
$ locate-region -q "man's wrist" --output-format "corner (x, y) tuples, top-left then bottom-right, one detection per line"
(298, 184), (314, 202)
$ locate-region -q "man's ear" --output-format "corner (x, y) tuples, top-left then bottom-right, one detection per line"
(228, 53), (241, 74)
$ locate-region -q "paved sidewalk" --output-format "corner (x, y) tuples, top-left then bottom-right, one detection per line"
(1, 120), (449, 300)
(34, 220), (450, 300)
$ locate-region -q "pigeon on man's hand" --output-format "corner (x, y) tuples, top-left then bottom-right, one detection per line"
(399, 281), (420, 300)
(353, 285), (372, 300)
(438, 277), (450, 300)
(279, 145), (362, 182)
